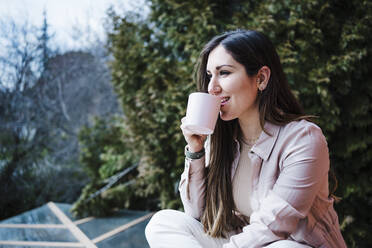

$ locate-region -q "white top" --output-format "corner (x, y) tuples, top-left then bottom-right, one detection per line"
(232, 141), (253, 217)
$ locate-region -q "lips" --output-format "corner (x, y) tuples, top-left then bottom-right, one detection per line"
(221, 97), (230, 106)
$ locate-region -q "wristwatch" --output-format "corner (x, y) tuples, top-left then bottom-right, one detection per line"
(185, 145), (205, 160)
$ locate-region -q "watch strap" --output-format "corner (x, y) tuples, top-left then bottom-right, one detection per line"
(185, 146), (205, 160)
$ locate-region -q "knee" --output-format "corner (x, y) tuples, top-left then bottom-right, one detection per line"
(265, 240), (311, 248)
(145, 209), (183, 241)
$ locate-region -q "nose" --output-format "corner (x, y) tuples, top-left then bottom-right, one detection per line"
(208, 77), (222, 95)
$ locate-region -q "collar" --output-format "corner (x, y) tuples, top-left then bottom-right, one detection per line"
(250, 121), (281, 161)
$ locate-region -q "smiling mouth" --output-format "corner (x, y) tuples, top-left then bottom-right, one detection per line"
(221, 97), (230, 105)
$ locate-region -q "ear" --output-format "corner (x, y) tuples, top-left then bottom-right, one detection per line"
(256, 66), (271, 91)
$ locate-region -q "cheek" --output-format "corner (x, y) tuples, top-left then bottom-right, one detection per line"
(222, 78), (256, 97)
(221, 76), (246, 93)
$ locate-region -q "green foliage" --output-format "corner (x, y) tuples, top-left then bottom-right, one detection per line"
(71, 116), (155, 217)
(78, 117), (120, 180)
(73, 0), (371, 246)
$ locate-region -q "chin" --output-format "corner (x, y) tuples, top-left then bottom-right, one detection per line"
(219, 111), (235, 121)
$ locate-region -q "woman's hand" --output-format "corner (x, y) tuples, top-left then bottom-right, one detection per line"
(180, 117), (207, 152)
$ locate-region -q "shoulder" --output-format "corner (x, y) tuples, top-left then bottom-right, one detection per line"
(274, 120), (330, 173)
(281, 119), (321, 132)
(279, 119), (326, 142)
(277, 119), (329, 159)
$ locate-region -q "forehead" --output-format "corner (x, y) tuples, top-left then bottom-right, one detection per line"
(206, 45), (238, 70)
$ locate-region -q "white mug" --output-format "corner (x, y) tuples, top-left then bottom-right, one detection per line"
(183, 92), (220, 135)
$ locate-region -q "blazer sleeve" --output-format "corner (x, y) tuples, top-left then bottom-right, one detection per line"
(224, 123), (330, 248)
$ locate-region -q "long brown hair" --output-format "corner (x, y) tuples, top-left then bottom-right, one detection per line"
(195, 30), (307, 238)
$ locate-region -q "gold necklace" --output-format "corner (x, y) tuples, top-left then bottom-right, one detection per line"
(240, 136), (259, 146)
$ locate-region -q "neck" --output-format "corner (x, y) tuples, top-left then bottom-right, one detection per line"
(238, 108), (262, 142)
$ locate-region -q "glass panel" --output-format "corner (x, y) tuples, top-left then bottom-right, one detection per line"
(0, 205), (61, 224)
(54, 203), (77, 221)
(97, 219), (149, 248)
(79, 210), (150, 239)
(0, 228), (78, 242)
(4, 246), (82, 248)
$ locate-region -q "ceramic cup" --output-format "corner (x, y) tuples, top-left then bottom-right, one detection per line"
(183, 92), (220, 135)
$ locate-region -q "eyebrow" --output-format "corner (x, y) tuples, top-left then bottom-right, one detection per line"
(207, 64), (235, 72)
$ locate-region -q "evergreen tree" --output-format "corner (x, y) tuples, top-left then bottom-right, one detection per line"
(39, 9), (54, 70)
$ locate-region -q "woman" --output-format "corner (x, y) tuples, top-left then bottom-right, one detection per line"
(145, 30), (347, 248)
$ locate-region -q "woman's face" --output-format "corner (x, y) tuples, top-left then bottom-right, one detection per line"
(206, 45), (259, 121)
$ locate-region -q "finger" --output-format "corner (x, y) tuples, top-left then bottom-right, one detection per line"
(199, 134), (207, 143)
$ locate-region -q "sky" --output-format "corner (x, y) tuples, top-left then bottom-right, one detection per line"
(0, 0), (146, 50)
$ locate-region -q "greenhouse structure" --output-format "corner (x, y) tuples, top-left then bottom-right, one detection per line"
(0, 202), (152, 248)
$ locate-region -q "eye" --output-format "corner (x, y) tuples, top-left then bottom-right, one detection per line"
(206, 73), (212, 81)
(219, 70), (231, 76)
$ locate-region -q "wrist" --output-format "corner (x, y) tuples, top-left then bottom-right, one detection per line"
(187, 145), (203, 153)
(185, 145), (205, 160)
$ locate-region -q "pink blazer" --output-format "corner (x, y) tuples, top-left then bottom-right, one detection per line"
(179, 120), (347, 248)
